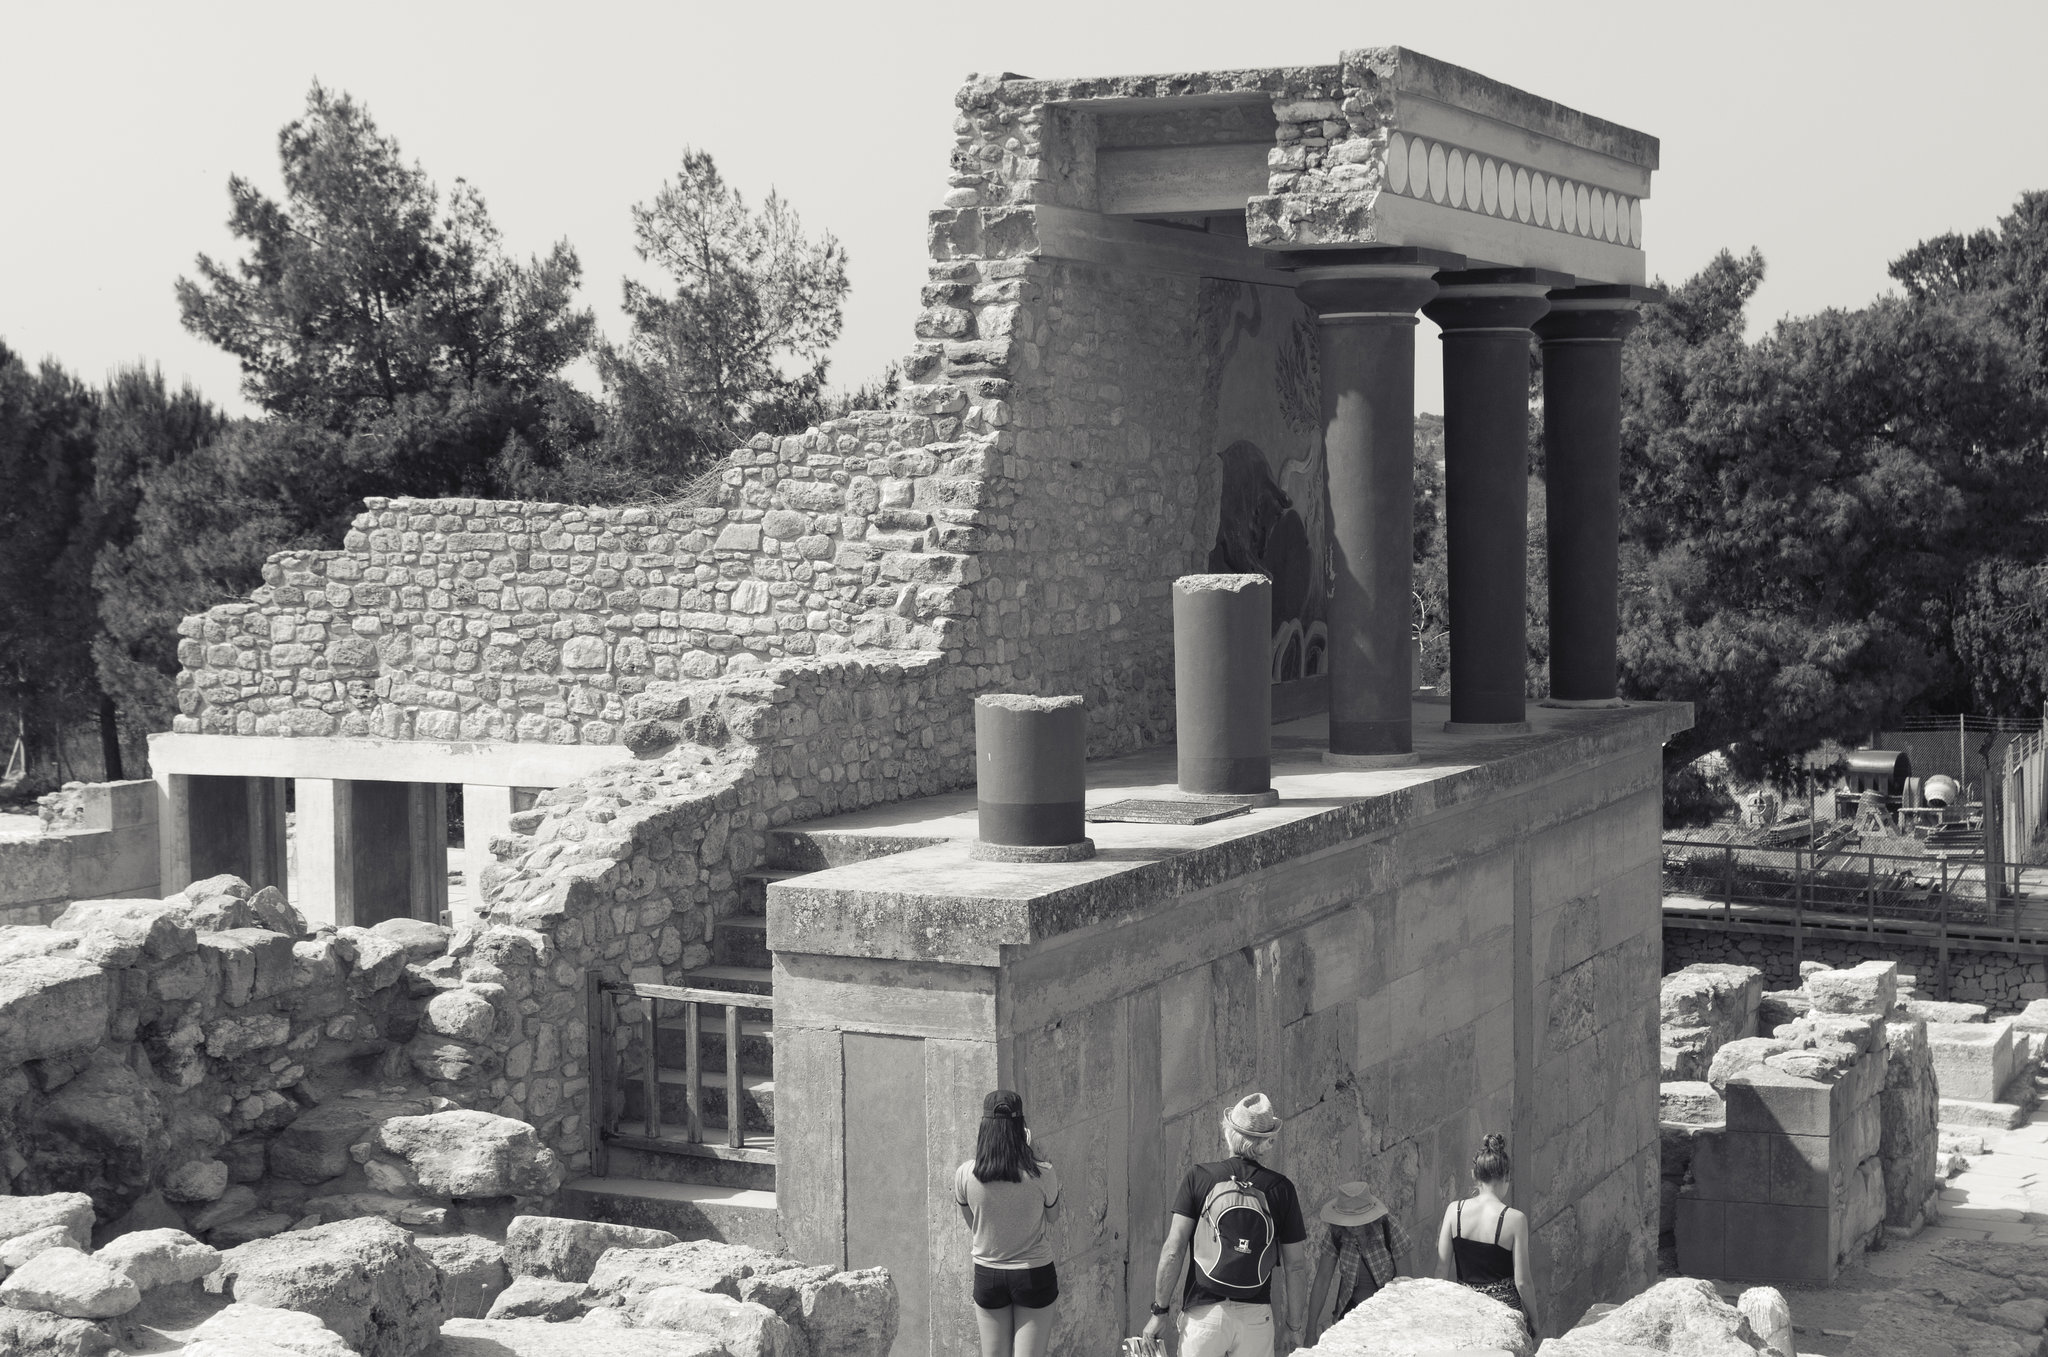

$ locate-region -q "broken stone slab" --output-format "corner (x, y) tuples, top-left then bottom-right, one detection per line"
(1755, 989), (1809, 1033)
(0, 1193), (96, 1253)
(372, 918), (452, 962)
(0, 1307), (117, 1357)
(207, 1215), (448, 1357)
(633, 1285), (795, 1357)
(433, 1318), (723, 1356)
(3, 1225), (82, 1272)
(374, 1109), (563, 1199)
(269, 1091), (431, 1183)
(190, 1302), (360, 1357)
(417, 1233), (510, 1320)
(1706, 1037), (1793, 1092)
(1902, 999), (1989, 1024)
(0, 956), (111, 1066)
(1298, 1275), (1530, 1354)
(247, 887), (307, 940)
(487, 1276), (593, 1321)
(503, 1215), (677, 1283)
(93, 1228), (220, 1289)
(1659, 1080), (1726, 1126)
(587, 1240), (802, 1305)
(1540, 1277), (1768, 1355)
(47, 900), (198, 960)
(0, 1246), (142, 1318)
(1939, 1097), (2031, 1131)
(1804, 960), (1899, 1017)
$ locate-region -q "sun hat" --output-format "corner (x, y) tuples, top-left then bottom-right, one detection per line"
(1225, 1092), (1280, 1140)
(1320, 1181), (1388, 1226)
(983, 1089), (1024, 1119)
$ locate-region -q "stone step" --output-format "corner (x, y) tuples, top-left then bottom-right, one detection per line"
(737, 868), (805, 916)
(1941, 1099), (2031, 1131)
(655, 1015), (775, 1076)
(556, 1176), (781, 1253)
(767, 829), (942, 871)
(622, 1067), (775, 1133)
(603, 1136), (776, 1193)
(684, 964), (773, 996)
(714, 915), (771, 970)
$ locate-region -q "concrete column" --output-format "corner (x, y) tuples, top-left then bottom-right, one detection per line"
(1289, 252), (1456, 767)
(1423, 269), (1569, 731)
(294, 778), (354, 929)
(1173, 574), (1277, 802)
(462, 784), (517, 925)
(156, 773), (193, 897)
(408, 782), (449, 925)
(1535, 286), (1655, 706)
(972, 694), (1093, 862)
(246, 778), (288, 893)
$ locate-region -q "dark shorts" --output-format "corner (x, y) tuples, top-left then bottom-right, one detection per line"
(973, 1262), (1059, 1310)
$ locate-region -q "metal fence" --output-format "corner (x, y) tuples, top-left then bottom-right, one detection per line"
(584, 973), (772, 1177)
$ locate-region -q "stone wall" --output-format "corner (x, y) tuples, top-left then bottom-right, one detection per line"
(1665, 925), (2048, 1009)
(0, 874), (456, 1245)
(418, 655), (971, 1171)
(0, 781), (159, 926)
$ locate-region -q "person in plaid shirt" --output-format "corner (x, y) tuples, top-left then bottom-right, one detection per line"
(1303, 1182), (1411, 1343)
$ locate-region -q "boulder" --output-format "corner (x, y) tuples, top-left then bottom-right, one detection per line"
(0, 1307), (118, 1357)
(434, 1318), (723, 1356)
(93, 1228), (219, 1289)
(1302, 1275), (1529, 1355)
(487, 1276), (593, 1321)
(48, 901), (197, 960)
(3, 1226), (85, 1271)
(1735, 1287), (1793, 1356)
(269, 1092), (431, 1183)
(164, 1159), (232, 1203)
(0, 1246), (142, 1319)
(247, 887), (308, 940)
(587, 1241), (801, 1305)
(423, 989), (497, 1044)
(0, 1194), (95, 1252)
(336, 929), (409, 995)
(417, 1233), (510, 1320)
(1542, 1278), (1767, 1355)
(791, 1268), (896, 1357)
(190, 1302), (359, 1357)
(1706, 1038), (1791, 1092)
(634, 1286), (794, 1357)
(504, 1215), (677, 1283)
(207, 1215), (447, 1357)
(371, 918), (451, 961)
(374, 1110), (562, 1198)
(1804, 960), (1898, 1017)
(0, 957), (110, 1066)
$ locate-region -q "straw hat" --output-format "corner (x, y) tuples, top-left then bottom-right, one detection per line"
(1225, 1092), (1280, 1140)
(1320, 1181), (1388, 1226)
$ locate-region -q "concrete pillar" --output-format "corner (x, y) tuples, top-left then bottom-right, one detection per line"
(1173, 574), (1278, 802)
(156, 773), (193, 897)
(1288, 251), (1457, 767)
(1423, 269), (1569, 731)
(408, 782), (449, 925)
(295, 778), (354, 929)
(971, 694), (1093, 862)
(462, 784), (518, 925)
(1535, 285), (1656, 706)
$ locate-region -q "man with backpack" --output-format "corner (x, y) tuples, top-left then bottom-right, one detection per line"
(1139, 1092), (1310, 1355)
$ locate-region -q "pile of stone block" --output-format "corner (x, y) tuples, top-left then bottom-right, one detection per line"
(1660, 963), (1764, 1080)
(1671, 960), (1939, 1283)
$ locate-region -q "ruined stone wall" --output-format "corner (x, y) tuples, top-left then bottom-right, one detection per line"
(422, 655), (970, 1171)
(0, 780), (159, 926)
(1664, 926), (2048, 1010)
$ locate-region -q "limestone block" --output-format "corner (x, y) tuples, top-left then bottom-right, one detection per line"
(374, 1109), (563, 1198)
(191, 1302), (358, 1357)
(0, 956), (110, 1065)
(2, 1225), (82, 1270)
(49, 901), (197, 959)
(199, 928), (296, 1006)
(207, 1012), (292, 1058)
(417, 1233), (511, 1320)
(1543, 1278), (1766, 1354)
(371, 917), (450, 961)
(0, 1307), (117, 1356)
(1901, 999), (1988, 1024)
(503, 1214), (677, 1283)
(790, 1267), (897, 1357)
(269, 1092), (430, 1183)
(163, 1159), (231, 1203)
(336, 928), (408, 996)
(1659, 1081), (1725, 1126)
(0, 1246), (142, 1318)
(190, 1186), (259, 1233)
(434, 1318), (723, 1356)
(93, 1228), (221, 1289)
(207, 1216), (448, 1357)
(487, 1275), (591, 1320)
(1804, 960), (1898, 1017)
(1927, 1021), (2015, 1102)
(0, 1193), (95, 1251)
(1737, 1286), (1794, 1356)
(633, 1286), (795, 1357)
(1299, 1275), (1530, 1354)
(425, 988), (497, 1043)
(586, 1241), (797, 1305)
(41, 1046), (165, 1160)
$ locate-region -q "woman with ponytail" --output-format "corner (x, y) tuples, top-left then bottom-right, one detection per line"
(955, 1089), (1061, 1357)
(1435, 1132), (1534, 1336)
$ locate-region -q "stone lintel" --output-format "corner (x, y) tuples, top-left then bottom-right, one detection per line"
(146, 733), (633, 788)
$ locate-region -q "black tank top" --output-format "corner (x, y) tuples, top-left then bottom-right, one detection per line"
(1451, 1200), (1516, 1287)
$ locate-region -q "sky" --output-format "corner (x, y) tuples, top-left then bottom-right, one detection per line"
(4, 0), (2046, 419)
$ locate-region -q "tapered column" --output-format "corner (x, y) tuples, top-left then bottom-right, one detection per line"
(1535, 285), (1656, 705)
(1423, 269), (1568, 731)
(1173, 574), (1277, 802)
(1292, 256), (1452, 766)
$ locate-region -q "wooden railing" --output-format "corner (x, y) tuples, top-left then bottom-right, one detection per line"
(585, 974), (772, 1176)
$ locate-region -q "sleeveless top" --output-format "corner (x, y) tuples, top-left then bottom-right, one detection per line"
(1452, 1200), (1526, 1320)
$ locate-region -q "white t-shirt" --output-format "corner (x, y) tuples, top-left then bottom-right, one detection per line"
(954, 1159), (1060, 1268)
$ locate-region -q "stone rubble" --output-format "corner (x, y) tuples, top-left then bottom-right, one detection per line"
(1294, 1275), (1531, 1354)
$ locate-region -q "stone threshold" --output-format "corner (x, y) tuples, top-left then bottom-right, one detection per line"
(768, 699), (1690, 966)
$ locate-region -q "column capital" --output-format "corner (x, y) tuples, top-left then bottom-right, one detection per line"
(1269, 246), (1465, 319)
(1535, 284), (1664, 344)
(1425, 268), (1574, 333)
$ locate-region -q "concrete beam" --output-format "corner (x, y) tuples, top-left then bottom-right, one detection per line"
(148, 733), (632, 787)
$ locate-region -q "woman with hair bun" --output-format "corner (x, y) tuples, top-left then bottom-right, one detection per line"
(1435, 1132), (1534, 1336)
(955, 1089), (1060, 1357)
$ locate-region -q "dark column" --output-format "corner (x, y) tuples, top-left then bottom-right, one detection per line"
(1287, 251), (1459, 767)
(1423, 269), (1569, 731)
(972, 694), (1093, 862)
(1173, 574), (1278, 802)
(1535, 285), (1656, 706)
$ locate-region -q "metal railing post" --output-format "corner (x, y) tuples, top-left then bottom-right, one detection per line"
(1938, 874), (1952, 1001)
(1792, 844), (1805, 975)
(1867, 853), (1876, 936)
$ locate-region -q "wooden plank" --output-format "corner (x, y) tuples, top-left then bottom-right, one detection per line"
(643, 1001), (661, 1141)
(685, 1001), (703, 1144)
(607, 981), (778, 1010)
(725, 1004), (743, 1150)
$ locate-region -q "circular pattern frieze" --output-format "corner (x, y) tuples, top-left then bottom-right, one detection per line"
(1374, 133), (1643, 249)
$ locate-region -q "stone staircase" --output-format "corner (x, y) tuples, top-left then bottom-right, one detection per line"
(555, 860), (806, 1250)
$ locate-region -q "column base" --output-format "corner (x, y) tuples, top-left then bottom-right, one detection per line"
(1322, 750), (1421, 769)
(1539, 696), (1629, 709)
(1443, 720), (1533, 734)
(970, 838), (1096, 863)
(1174, 787), (1282, 807)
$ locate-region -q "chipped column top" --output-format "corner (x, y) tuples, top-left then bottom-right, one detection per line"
(975, 693), (1084, 713)
(1174, 573), (1270, 594)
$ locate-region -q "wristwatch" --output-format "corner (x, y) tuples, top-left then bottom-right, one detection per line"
(1149, 1303), (1171, 1316)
